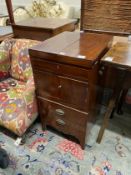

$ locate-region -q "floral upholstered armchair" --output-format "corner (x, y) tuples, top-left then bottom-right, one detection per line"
(0, 38), (40, 136)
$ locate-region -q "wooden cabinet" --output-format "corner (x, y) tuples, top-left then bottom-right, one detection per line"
(12, 17), (77, 41)
(29, 31), (112, 149)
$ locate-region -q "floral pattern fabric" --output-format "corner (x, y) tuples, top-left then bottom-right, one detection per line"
(0, 39), (13, 81)
(0, 39), (40, 136)
(10, 39), (39, 82)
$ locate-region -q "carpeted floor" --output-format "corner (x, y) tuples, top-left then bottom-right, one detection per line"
(0, 111), (131, 175)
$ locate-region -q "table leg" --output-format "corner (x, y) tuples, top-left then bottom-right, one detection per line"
(97, 68), (127, 143)
(97, 98), (115, 143)
(117, 89), (128, 115)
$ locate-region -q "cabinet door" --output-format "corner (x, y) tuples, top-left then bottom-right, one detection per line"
(34, 70), (60, 99)
(34, 70), (89, 112)
(58, 76), (89, 112)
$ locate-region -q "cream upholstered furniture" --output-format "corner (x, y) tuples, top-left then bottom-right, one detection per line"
(0, 38), (40, 136)
(0, 0), (75, 26)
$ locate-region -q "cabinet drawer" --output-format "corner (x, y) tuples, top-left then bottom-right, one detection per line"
(34, 70), (89, 111)
(38, 98), (88, 134)
(31, 58), (89, 81)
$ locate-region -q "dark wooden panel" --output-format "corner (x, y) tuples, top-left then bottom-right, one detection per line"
(58, 75), (89, 112)
(33, 70), (60, 99)
(81, 0), (131, 35)
(12, 26), (52, 41)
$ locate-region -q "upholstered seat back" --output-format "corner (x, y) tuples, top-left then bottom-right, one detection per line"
(10, 39), (39, 82)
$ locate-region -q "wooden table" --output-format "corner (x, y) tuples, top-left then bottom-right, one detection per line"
(29, 31), (112, 149)
(0, 26), (13, 42)
(97, 42), (131, 143)
(12, 17), (77, 41)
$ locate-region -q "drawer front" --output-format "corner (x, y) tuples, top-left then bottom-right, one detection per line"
(31, 58), (89, 81)
(38, 98), (88, 134)
(34, 70), (89, 111)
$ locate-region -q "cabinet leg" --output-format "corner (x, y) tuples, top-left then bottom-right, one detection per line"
(41, 123), (46, 131)
(79, 132), (86, 149)
(79, 139), (85, 150)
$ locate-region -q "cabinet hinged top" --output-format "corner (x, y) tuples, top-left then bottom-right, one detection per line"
(29, 31), (113, 68)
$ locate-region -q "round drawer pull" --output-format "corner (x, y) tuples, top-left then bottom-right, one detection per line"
(56, 119), (66, 125)
(55, 109), (65, 116)
(58, 85), (62, 89)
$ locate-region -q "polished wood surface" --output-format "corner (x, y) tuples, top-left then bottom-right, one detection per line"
(102, 42), (131, 69)
(0, 26), (13, 42)
(81, 0), (131, 35)
(30, 31), (113, 68)
(12, 18), (77, 41)
(29, 32), (112, 149)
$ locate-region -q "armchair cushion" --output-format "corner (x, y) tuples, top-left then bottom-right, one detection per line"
(0, 77), (37, 136)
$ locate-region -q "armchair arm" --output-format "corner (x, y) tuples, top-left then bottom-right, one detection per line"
(23, 76), (38, 119)
(0, 39), (12, 80)
(25, 76), (35, 92)
(23, 75), (36, 103)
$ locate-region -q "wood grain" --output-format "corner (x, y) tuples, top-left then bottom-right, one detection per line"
(81, 0), (131, 35)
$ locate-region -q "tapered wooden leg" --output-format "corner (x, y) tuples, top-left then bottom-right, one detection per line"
(117, 89), (128, 115)
(79, 133), (86, 150)
(97, 98), (115, 143)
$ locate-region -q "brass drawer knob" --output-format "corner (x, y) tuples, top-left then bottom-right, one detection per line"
(56, 119), (66, 125)
(58, 85), (62, 89)
(55, 109), (65, 116)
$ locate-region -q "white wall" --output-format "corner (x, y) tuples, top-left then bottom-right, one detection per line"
(0, 0), (81, 17)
